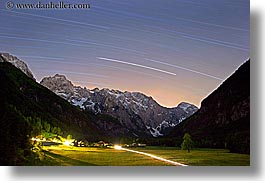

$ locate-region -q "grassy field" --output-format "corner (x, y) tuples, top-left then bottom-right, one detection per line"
(40, 145), (171, 166)
(39, 145), (250, 166)
(130, 147), (250, 166)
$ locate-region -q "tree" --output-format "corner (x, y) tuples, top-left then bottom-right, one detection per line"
(51, 127), (57, 134)
(57, 127), (62, 135)
(43, 122), (50, 133)
(181, 133), (194, 153)
(32, 117), (42, 136)
(67, 134), (72, 140)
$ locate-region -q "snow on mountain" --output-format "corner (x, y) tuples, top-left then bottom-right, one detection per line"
(40, 74), (198, 137)
(0, 53), (35, 80)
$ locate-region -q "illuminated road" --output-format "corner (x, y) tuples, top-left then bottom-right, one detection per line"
(114, 146), (188, 166)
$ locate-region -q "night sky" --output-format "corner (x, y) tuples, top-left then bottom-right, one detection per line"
(0, 0), (249, 107)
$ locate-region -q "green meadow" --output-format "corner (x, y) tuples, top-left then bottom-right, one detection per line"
(130, 146), (250, 166)
(38, 145), (250, 166)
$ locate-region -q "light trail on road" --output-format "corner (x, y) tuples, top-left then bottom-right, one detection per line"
(114, 146), (188, 166)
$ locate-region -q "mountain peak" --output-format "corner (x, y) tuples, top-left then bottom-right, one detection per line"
(0, 52), (35, 80)
(177, 102), (198, 115)
(40, 74), (74, 94)
(54, 74), (68, 80)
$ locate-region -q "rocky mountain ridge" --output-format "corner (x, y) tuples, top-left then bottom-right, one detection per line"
(41, 74), (198, 137)
(0, 53), (35, 80)
(169, 60), (250, 153)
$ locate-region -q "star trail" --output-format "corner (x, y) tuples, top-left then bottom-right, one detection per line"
(0, 0), (249, 107)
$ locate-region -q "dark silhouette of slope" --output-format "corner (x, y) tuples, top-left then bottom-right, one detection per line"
(169, 60), (250, 154)
(0, 62), (129, 165)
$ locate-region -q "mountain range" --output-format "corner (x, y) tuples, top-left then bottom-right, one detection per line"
(40, 74), (198, 137)
(1, 52), (198, 138)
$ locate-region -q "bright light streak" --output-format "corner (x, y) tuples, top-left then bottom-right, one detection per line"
(116, 147), (188, 166)
(114, 145), (122, 150)
(145, 58), (223, 80)
(63, 140), (72, 146)
(97, 57), (177, 76)
(31, 138), (41, 141)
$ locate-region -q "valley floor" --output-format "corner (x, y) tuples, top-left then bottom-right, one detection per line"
(38, 146), (250, 166)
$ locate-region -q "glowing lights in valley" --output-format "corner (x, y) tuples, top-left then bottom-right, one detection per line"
(114, 145), (122, 150)
(63, 140), (72, 146)
(31, 137), (41, 141)
(31, 136), (74, 146)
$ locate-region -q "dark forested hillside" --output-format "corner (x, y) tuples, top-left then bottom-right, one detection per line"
(0, 62), (129, 165)
(169, 60), (250, 154)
